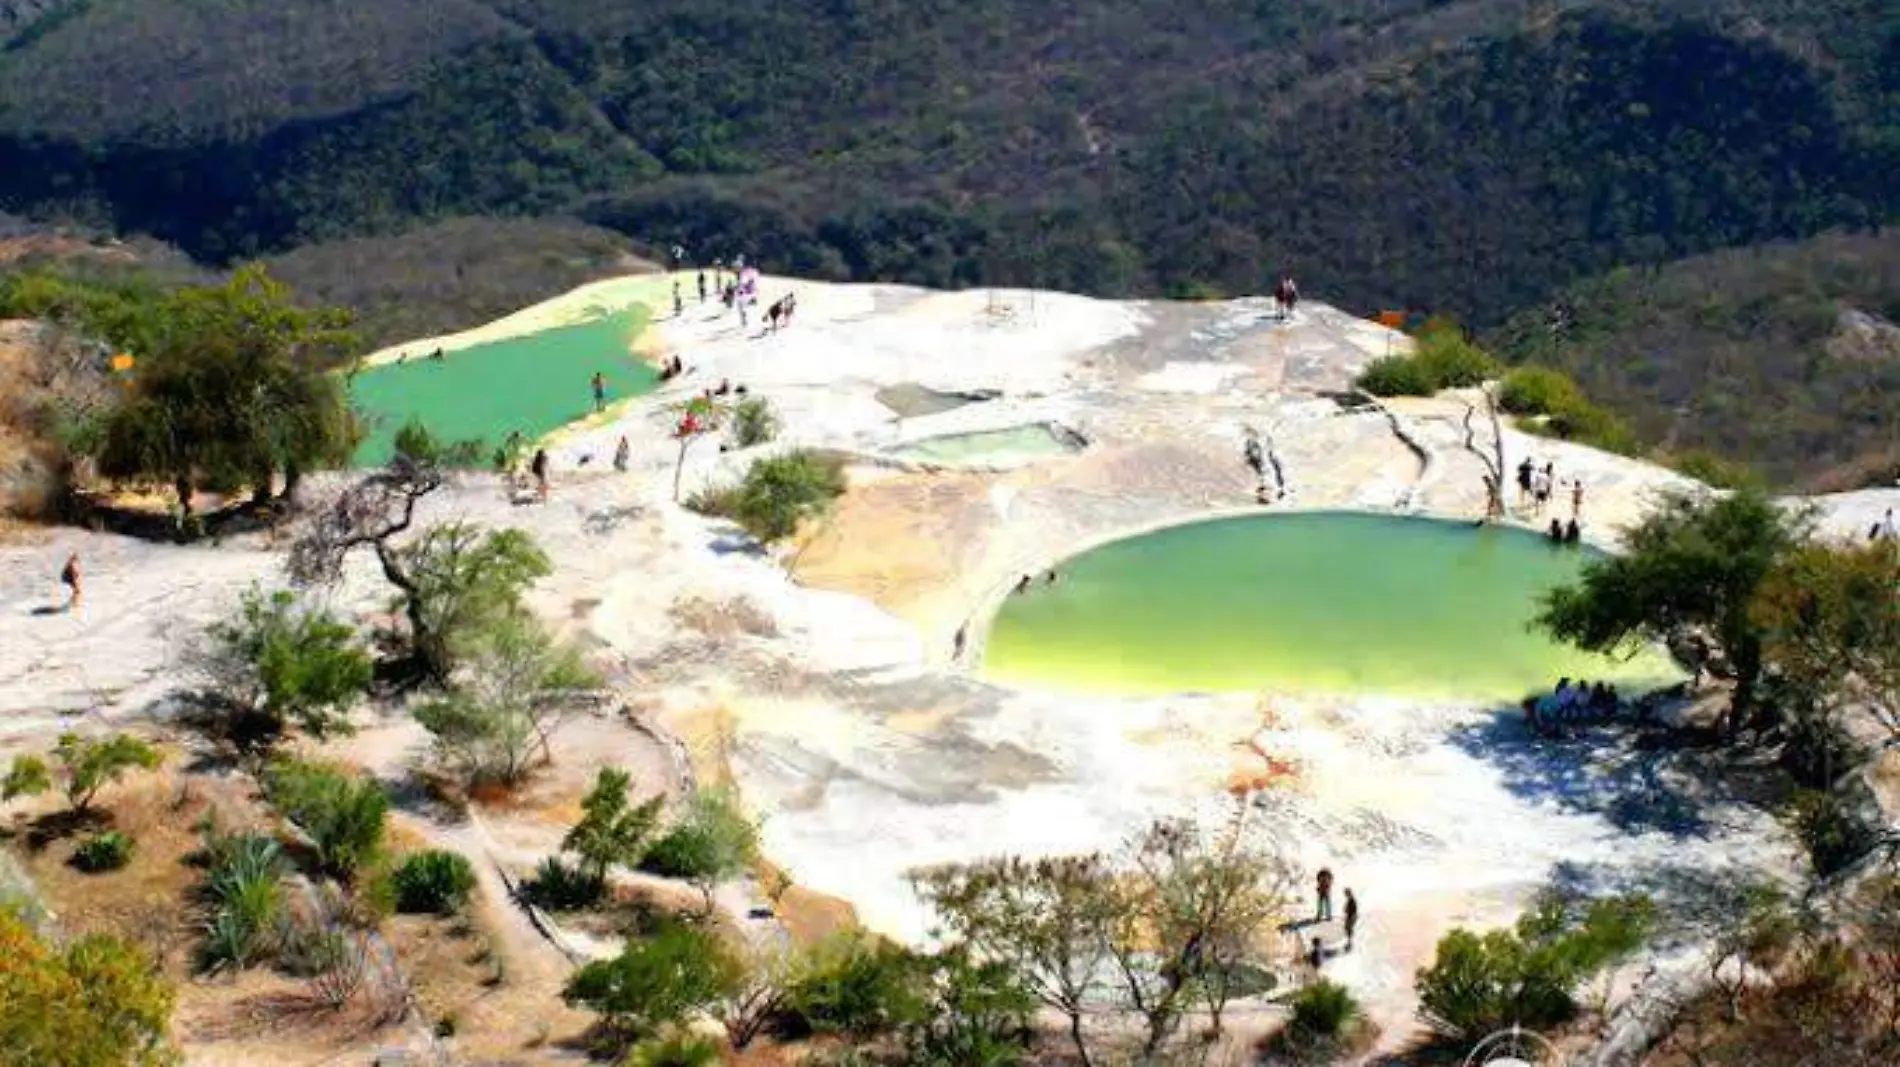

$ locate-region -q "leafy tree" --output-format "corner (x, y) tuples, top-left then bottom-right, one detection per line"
(1108, 814), (1296, 1053)
(1537, 488), (1807, 712)
(732, 449), (847, 544)
(95, 266), (357, 517)
(0, 905), (178, 1067)
(914, 854), (1118, 1066)
(395, 523), (550, 684)
(195, 586), (372, 749)
(262, 758), (388, 880)
(562, 768), (664, 892)
(562, 922), (743, 1044)
(413, 612), (598, 787)
(1751, 540), (1900, 776)
(2, 733), (162, 814)
(641, 786), (760, 914)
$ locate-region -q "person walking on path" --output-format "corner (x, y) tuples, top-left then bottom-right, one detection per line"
(1343, 889), (1359, 951)
(58, 552), (81, 612)
(1315, 867), (1334, 922)
(613, 435), (631, 472)
(592, 372), (607, 413)
(531, 449), (550, 503)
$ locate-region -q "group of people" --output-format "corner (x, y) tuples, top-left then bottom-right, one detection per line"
(1524, 677), (1624, 733)
(1304, 867), (1362, 968)
(1515, 457), (1587, 543)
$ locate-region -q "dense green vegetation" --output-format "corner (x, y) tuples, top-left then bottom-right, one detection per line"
(1489, 229), (1900, 488)
(0, 2), (1894, 330)
(0, 904), (177, 1067)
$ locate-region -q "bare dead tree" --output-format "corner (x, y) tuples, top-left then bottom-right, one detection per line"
(286, 452), (448, 684)
(1462, 383), (1508, 522)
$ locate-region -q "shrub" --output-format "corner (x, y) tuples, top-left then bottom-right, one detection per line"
(1791, 789), (1877, 877)
(640, 787), (759, 883)
(730, 397), (780, 448)
(197, 586), (373, 749)
(786, 933), (929, 1039)
(263, 758), (389, 879)
(1498, 366), (1585, 416)
(564, 768), (664, 887)
(2, 732), (162, 814)
(1353, 355), (1435, 396)
(562, 922), (743, 1043)
(683, 481), (744, 519)
(393, 850), (477, 914)
(526, 856), (605, 911)
(1415, 892), (1652, 1038)
(1288, 978), (1361, 1041)
(625, 1032), (723, 1067)
(1413, 328), (1501, 388)
(732, 449), (847, 544)
(71, 830), (136, 873)
(198, 830), (286, 972)
(1, 905), (177, 1067)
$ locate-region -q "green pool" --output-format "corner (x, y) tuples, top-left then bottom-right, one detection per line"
(983, 512), (1678, 701)
(347, 306), (658, 465)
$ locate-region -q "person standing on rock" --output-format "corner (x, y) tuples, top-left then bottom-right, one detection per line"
(1571, 478), (1585, 523)
(613, 435), (631, 472)
(1516, 457), (1534, 510)
(673, 280), (684, 317)
(1343, 888), (1359, 951)
(697, 269), (708, 304)
(1315, 867), (1334, 922)
(531, 448), (550, 503)
(592, 371), (607, 413)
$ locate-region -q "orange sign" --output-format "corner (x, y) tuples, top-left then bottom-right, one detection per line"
(1376, 310), (1406, 330)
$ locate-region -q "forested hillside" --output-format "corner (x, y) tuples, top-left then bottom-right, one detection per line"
(0, 0), (1895, 326)
(1488, 229), (1900, 490)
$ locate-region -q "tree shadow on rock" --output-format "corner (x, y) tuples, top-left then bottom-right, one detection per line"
(1446, 707), (1783, 842)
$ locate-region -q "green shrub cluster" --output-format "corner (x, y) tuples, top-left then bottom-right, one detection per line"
(393, 850), (477, 914)
(263, 758), (389, 880)
(197, 828), (287, 972)
(71, 830), (136, 873)
(1288, 978), (1362, 1041)
(784, 933), (929, 1039)
(1415, 891), (1653, 1038)
(1355, 320), (1501, 396)
(640, 788), (759, 884)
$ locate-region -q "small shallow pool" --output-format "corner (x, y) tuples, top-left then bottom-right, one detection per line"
(888, 423), (1081, 465)
(983, 512), (1677, 701)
